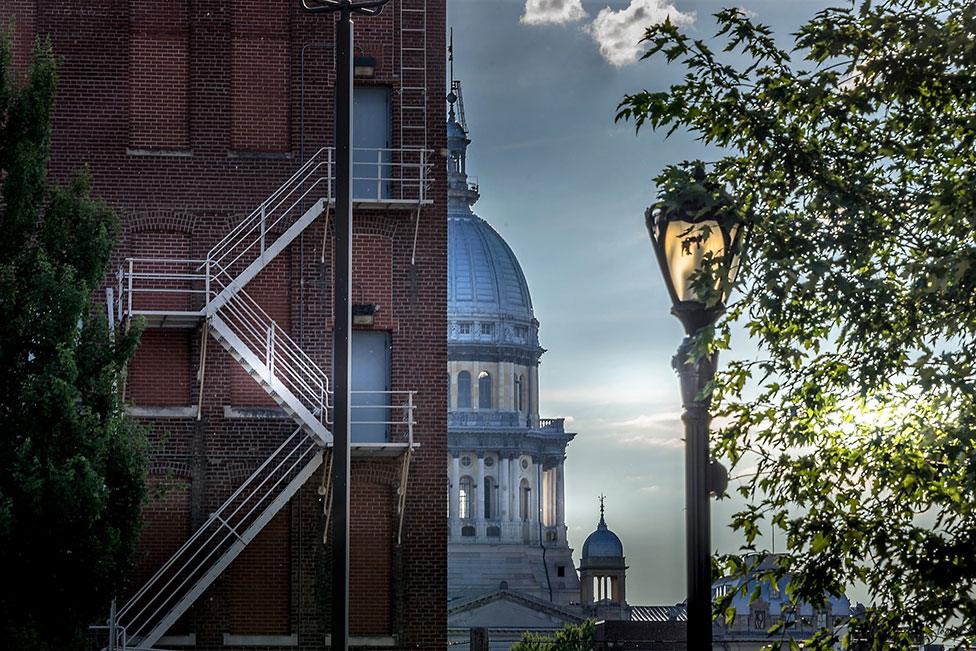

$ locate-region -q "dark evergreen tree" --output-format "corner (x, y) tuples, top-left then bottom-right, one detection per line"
(0, 36), (146, 651)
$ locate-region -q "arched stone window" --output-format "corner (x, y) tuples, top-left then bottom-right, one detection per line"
(459, 476), (473, 519)
(478, 371), (492, 409)
(483, 476), (498, 519)
(457, 371), (471, 409)
(519, 477), (530, 521)
(514, 374), (524, 412)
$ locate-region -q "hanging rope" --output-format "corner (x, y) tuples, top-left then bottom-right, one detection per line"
(408, 204), (421, 303)
(320, 202), (332, 264)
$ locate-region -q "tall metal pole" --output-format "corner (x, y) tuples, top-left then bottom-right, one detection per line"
(332, 8), (353, 651)
(674, 336), (716, 649)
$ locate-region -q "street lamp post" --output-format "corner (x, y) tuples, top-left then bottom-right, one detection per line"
(299, 2), (391, 650)
(645, 165), (745, 649)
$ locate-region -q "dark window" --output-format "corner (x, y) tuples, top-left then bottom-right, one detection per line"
(480, 322), (494, 336)
(478, 371), (491, 409)
(457, 371), (471, 409)
(557, 565), (566, 578)
(458, 322), (471, 335)
(483, 476), (496, 519)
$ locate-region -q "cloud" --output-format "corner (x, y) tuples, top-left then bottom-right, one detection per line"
(588, 0), (695, 67)
(615, 432), (685, 449)
(610, 412), (683, 431)
(598, 411), (685, 449)
(521, 0), (587, 25)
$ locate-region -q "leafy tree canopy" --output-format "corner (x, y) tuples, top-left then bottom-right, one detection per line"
(510, 620), (595, 651)
(619, 0), (976, 648)
(0, 36), (146, 650)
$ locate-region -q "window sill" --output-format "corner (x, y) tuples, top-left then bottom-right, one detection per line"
(127, 405), (197, 419)
(227, 149), (294, 160)
(222, 633), (296, 647)
(127, 147), (193, 157)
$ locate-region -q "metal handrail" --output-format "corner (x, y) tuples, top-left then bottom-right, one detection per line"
(206, 146), (433, 285)
(116, 428), (317, 642)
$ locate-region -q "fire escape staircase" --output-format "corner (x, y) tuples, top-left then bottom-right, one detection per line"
(104, 142), (431, 650)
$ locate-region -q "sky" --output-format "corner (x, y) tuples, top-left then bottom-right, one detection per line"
(446, 0), (834, 605)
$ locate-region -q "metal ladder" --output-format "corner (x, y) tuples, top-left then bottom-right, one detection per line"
(399, 0), (428, 149)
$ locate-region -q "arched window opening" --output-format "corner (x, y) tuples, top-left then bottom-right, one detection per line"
(519, 478), (530, 521)
(513, 374), (522, 411)
(457, 371), (471, 409)
(483, 476), (498, 519)
(459, 476), (473, 519)
(478, 371), (492, 409)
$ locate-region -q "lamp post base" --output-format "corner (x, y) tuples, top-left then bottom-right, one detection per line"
(673, 337), (717, 649)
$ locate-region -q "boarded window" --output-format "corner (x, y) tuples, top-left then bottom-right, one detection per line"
(129, 1), (189, 149)
(231, 1), (290, 151)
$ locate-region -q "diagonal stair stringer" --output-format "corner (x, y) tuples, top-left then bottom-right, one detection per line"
(135, 448), (323, 650)
(209, 314), (333, 447)
(208, 197), (327, 315)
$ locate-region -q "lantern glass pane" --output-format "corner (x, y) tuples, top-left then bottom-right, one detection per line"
(664, 219), (726, 303)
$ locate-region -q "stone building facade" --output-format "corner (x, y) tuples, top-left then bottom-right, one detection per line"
(8, 1), (447, 649)
(443, 83), (580, 646)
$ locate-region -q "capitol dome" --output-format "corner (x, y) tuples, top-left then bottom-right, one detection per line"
(446, 101), (540, 353)
(448, 217), (534, 324)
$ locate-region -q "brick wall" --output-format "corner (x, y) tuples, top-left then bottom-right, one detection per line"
(231, 0), (290, 152)
(129, 1), (190, 150)
(24, 0), (448, 647)
(128, 330), (192, 405)
(224, 506), (292, 636)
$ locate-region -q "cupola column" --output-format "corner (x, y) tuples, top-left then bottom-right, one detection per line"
(499, 453), (510, 522)
(556, 461), (566, 539)
(529, 365), (540, 428)
(475, 454), (485, 537)
(449, 455), (461, 525)
(530, 459), (540, 535)
(508, 457), (518, 523)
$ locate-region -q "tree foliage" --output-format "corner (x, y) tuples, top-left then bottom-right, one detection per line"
(510, 620), (595, 651)
(619, 0), (976, 647)
(0, 36), (146, 650)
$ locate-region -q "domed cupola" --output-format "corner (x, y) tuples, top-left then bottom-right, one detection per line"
(582, 499), (624, 560)
(580, 497), (628, 609)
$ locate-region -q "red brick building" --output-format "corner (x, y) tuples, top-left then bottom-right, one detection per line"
(7, 1), (446, 649)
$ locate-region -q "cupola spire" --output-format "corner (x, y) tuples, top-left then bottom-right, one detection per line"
(446, 31), (478, 215)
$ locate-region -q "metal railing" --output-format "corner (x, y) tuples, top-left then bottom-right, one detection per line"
(116, 259), (417, 444)
(115, 428), (320, 646)
(117, 258), (210, 319)
(207, 146), (433, 284)
(348, 390), (417, 445)
(208, 267), (331, 426)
